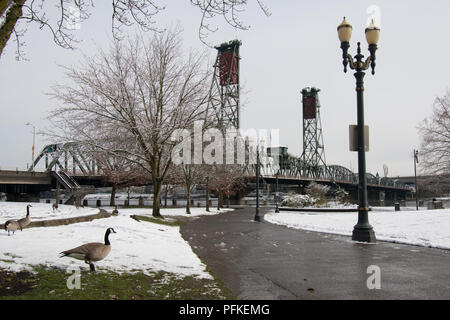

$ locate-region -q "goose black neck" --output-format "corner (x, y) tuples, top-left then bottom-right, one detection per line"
(26, 206), (30, 217)
(104, 229), (111, 245)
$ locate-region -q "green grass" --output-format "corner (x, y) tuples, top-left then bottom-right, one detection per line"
(0, 265), (235, 300)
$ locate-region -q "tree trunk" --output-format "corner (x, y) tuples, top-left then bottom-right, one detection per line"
(164, 185), (168, 208)
(217, 193), (223, 210)
(205, 180), (210, 212)
(152, 179), (162, 217)
(110, 184), (116, 207)
(186, 185), (191, 214)
(0, 0), (26, 58)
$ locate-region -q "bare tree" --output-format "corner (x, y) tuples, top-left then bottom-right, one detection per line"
(171, 164), (209, 214)
(208, 164), (245, 210)
(95, 154), (150, 206)
(47, 29), (211, 217)
(418, 90), (450, 176)
(0, 0), (269, 59)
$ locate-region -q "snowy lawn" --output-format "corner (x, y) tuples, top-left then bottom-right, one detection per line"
(0, 202), (99, 222)
(265, 207), (450, 250)
(0, 207), (234, 279)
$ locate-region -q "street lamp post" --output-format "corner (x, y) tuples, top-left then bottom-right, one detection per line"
(25, 122), (36, 171)
(414, 149), (419, 211)
(275, 169), (280, 213)
(338, 17), (380, 243)
(255, 145), (261, 222)
(250, 137), (265, 222)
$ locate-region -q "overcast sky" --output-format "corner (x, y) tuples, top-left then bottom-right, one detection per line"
(0, 0), (448, 177)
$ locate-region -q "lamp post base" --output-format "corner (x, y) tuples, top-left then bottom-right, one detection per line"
(254, 209), (261, 222)
(352, 228), (376, 243)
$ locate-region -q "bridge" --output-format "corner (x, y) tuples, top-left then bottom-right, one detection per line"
(0, 43), (412, 204)
(0, 141), (412, 203)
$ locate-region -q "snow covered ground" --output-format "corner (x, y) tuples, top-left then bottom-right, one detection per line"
(0, 204), (233, 278)
(0, 202), (99, 221)
(265, 207), (450, 250)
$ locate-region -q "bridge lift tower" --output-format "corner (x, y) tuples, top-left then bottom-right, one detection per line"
(208, 40), (241, 129)
(300, 87), (328, 178)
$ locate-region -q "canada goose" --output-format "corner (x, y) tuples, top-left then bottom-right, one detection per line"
(112, 206), (118, 215)
(52, 203), (58, 211)
(4, 205), (32, 235)
(59, 227), (117, 272)
(4, 220), (20, 236)
(17, 205), (32, 229)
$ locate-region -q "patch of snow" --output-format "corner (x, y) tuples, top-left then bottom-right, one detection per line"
(265, 208), (450, 250)
(0, 207), (234, 278)
(0, 202), (99, 222)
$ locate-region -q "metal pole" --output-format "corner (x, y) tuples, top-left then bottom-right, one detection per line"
(414, 149), (419, 211)
(275, 170), (280, 213)
(26, 123), (36, 171)
(254, 146), (260, 222)
(351, 46), (376, 243)
(31, 125), (35, 171)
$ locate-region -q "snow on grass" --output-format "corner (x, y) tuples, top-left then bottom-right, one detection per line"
(0, 202), (99, 221)
(0, 207), (234, 279)
(265, 208), (450, 250)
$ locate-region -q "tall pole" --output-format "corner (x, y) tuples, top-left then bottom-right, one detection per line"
(254, 146), (261, 222)
(351, 44), (376, 243)
(414, 149), (419, 211)
(26, 123), (36, 171)
(338, 17), (379, 243)
(32, 125), (35, 171)
(275, 170), (280, 213)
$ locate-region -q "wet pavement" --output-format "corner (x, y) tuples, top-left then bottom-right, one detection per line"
(181, 207), (450, 300)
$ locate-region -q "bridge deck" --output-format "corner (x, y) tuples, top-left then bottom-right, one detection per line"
(0, 170), (51, 185)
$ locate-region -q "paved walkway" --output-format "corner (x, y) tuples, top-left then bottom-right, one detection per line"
(181, 207), (450, 299)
